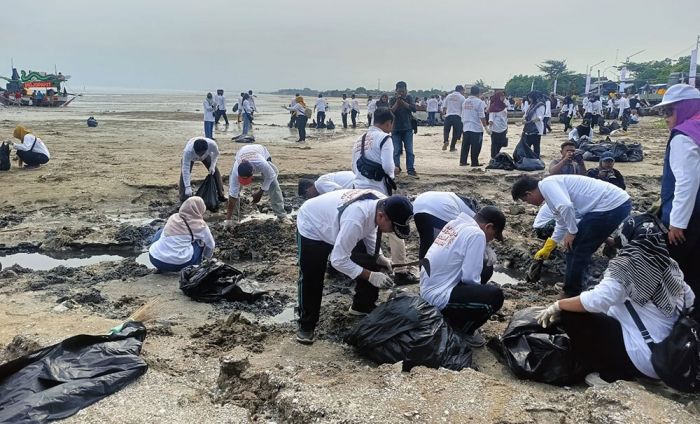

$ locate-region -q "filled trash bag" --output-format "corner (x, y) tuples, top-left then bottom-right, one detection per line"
(0, 142), (10, 171)
(579, 138), (643, 162)
(232, 134), (255, 143)
(195, 174), (221, 211)
(498, 307), (585, 385)
(512, 136), (545, 171)
(486, 152), (516, 170)
(87, 116), (98, 127)
(0, 322), (147, 423)
(346, 293), (472, 372)
(179, 259), (267, 303)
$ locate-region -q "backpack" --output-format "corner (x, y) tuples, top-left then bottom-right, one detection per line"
(0, 142), (10, 171)
(625, 300), (700, 392)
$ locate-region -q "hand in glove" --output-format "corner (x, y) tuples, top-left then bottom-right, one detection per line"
(375, 255), (392, 272)
(184, 187), (193, 197)
(536, 301), (561, 327)
(209, 166), (216, 175)
(485, 126), (492, 136)
(534, 238), (557, 260)
(223, 219), (235, 229)
(368, 272), (394, 289)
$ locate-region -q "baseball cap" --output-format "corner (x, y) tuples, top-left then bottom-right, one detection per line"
(193, 138), (208, 154)
(382, 195), (413, 239)
(476, 206), (506, 242)
(653, 84), (700, 109)
(237, 161), (254, 186)
(600, 152), (615, 162)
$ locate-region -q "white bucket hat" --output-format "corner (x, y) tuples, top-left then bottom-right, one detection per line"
(653, 84), (700, 108)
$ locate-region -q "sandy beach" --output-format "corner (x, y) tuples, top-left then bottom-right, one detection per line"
(1, 93), (698, 423)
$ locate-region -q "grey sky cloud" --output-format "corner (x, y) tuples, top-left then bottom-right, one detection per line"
(2, 0), (698, 92)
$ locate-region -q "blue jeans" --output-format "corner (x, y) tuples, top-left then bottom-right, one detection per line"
(564, 200), (632, 296)
(148, 228), (204, 273)
(242, 113), (252, 135)
(204, 121), (214, 138)
(427, 111), (436, 126)
(392, 129), (415, 172)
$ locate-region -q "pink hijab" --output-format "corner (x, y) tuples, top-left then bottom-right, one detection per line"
(163, 196), (208, 237)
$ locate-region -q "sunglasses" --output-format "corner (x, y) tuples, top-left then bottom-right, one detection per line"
(662, 106), (675, 118)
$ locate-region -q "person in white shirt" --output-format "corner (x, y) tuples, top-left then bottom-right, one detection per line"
(487, 91), (509, 158)
(592, 96), (603, 128)
(607, 95), (617, 119)
(535, 214), (695, 383)
(629, 109), (640, 124)
(420, 206), (506, 347)
(366, 95), (377, 126)
(148, 196), (215, 272)
(413, 191), (478, 259)
(287, 93), (300, 128)
(214, 89), (228, 126)
(11, 126), (50, 168)
(618, 93), (631, 130)
(283, 95), (308, 142)
(442, 85), (465, 151)
(314, 93), (328, 128)
(511, 175), (632, 297)
(583, 94), (597, 129)
(179, 137), (225, 201)
(460, 86), (488, 167)
(350, 94), (360, 128)
(654, 84), (700, 301)
(568, 119), (593, 144)
(543, 97), (552, 135)
(295, 190), (414, 344)
(560, 96), (575, 132)
(247, 90), (257, 115)
(225, 144), (287, 224)
(341, 94), (351, 129)
(240, 93), (255, 136)
(203, 92), (216, 139)
(521, 98), (529, 114)
(237, 92), (245, 124)
(522, 92), (545, 158)
(426, 95), (439, 126)
(297, 171), (356, 199)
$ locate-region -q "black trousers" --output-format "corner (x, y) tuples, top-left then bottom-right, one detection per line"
(341, 113), (348, 128)
(543, 117), (552, 134)
(668, 213), (700, 307)
(316, 111), (326, 126)
(178, 157), (224, 201)
(351, 110), (358, 128)
(288, 113), (297, 128)
(584, 112), (597, 128)
(414, 213), (448, 259)
(460, 131), (483, 166)
(561, 115), (572, 132)
(16, 150), (49, 166)
(444, 115), (463, 148)
(441, 283), (504, 335)
(296, 115), (308, 141)
(621, 108), (631, 131)
(490, 130), (507, 158)
(525, 133), (541, 158)
(560, 311), (644, 382)
(297, 234), (379, 331)
(215, 110), (229, 125)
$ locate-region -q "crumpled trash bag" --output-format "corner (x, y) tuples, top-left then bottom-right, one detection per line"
(179, 259), (267, 303)
(486, 152), (516, 170)
(0, 142), (10, 171)
(195, 174), (221, 211)
(232, 134), (255, 143)
(346, 293), (472, 372)
(87, 117), (98, 127)
(579, 138), (643, 163)
(497, 307), (585, 385)
(0, 322), (147, 423)
(512, 136), (545, 171)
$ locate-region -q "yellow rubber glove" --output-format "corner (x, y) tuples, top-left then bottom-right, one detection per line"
(534, 238), (557, 260)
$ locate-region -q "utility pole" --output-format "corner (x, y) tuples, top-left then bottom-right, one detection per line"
(377, 78), (380, 92)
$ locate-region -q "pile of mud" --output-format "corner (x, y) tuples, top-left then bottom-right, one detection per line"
(190, 312), (275, 354)
(214, 219), (296, 262)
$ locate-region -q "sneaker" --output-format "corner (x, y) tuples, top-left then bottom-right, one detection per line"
(296, 327), (315, 345)
(463, 329), (487, 348)
(449, 148), (457, 152)
(348, 304), (376, 316)
(407, 170), (419, 178)
(442, 143), (448, 151)
(470, 163), (481, 167)
(584, 372), (610, 387)
(394, 272), (419, 286)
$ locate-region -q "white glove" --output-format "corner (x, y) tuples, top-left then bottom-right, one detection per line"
(184, 187), (193, 197)
(223, 219), (234, 229)
(368, 272), (394, 289)
(209, 167), (216, 175)
(536, 301), (561, 328)
(376, 255), (392, 272)
(485, 127), (492, 136)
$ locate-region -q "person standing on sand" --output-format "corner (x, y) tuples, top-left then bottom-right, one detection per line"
(241, 93), (255, 136)
(283, 95), (308, 142)
(390, 81), (418, 177)
(203, 93), (216, 139)
(487, 90), (508, 159)
(560, 96), (575, 132)
(314, 93), (328, 128)
(341, 94), (351, 129)
(351, 94), (360, 128)
(179, 137), (226, 201)
(442, 85), (465, 152)
(426, 95), (439, 126)
(543, 95), (552, 135)
(214, 89), (228, 126)
(247, 90), (257, 116)
(237, 92), (245, 124)
(366, 95), (377, 126)
(460, 85), (487, 167)
(522, 92), (545, 158)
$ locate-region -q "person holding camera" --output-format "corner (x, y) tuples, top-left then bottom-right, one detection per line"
(587, 153), (626, 190)
(549, 141), (586, 176)
(389, 81), (418, 177)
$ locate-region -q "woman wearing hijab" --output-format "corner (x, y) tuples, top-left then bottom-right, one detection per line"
(203, 93), (216, 139)
(522, 92), (545, 158)
(148, 196), (215, 272)
(654, 84), (700, 300)
(487, 91), (508, 158)
(283, 95), (308, 142)
(568, 119), (592, 144)
(12, 126), (50, 169)
(536, 214), (695, 383)
(560, 96), (575, 132)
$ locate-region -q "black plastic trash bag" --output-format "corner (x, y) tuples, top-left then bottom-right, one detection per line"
(0, 322), (147, 423)
(195, 174), (221, 211)
(486, 152), (516, 170)
(346, 293), (472, 371)
(512, 136), (545, 171)
(0, 142), (10, 171)
(498, 307), (585, 385)
(179, 259), (267, 303)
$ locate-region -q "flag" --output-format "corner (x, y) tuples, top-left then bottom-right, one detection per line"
(585, 74), (591, 94)
(690, 49), (698, 87)
(553, 79), (558, 94)
(530, 80), (534, 91)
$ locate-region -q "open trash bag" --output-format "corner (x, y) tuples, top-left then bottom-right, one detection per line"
(513, 136), (545, 171)
(195, 174), (221, 211)
(0, 322), (147, 423)
(179, 259), (267, 303)
(346, 293), (472, 371)
(498, 307), (584, 385)
(486, 152), (516, 171)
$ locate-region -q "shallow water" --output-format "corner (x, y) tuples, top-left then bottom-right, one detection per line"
(491, 271), (521, 286)
(0, 250), (154, 271)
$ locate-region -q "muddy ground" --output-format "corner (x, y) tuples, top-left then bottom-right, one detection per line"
(1, 111), (698, 423)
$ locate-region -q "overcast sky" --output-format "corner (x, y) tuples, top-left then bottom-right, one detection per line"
(2, 0), (698, 92)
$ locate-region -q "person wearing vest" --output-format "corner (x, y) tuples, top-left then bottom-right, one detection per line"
(655, 84), (700, 302)
(12, 126), (50, 168)
(295, 190), (414, 344)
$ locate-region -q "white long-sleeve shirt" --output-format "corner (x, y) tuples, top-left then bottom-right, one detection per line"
(563, 103), (575, 117)
(341, 99), (351, 113)
(315, 171), (356, 194)
(203, 100), (215, 122)
(413, 192), (476, 223)
(528, 104), (545, 135)
(351, 126), (395, 194)
(14, 134), (50, 158)
(580, 276), (695, 378)
(351, 99), (360, 112)
(214, 95), (226, 111)
(315, 98), (328, 112)
(592, 100), (603, 115)
(286, 103), (306, 116)
(426, 98), (439, 113)
(242, 99), (254, 114)
(228, 144), (277, 198)
(461, 96), (486, 133)
(367, 99), (378, 115)
(618, 97), (630, 118)
(420, 213), (486, 310)
(533, 204), (555, 229)
(297, 189), (383, 279)
(488, 109), (508, 133)
(181, 137), (220, 190)
(538, 175), (630, 243)
(669, 134), (700, 229)
(442, 91), (465, 116)
(149, 225), (215, 265)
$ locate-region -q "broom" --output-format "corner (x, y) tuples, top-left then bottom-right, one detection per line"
(108, 298), (161, 335)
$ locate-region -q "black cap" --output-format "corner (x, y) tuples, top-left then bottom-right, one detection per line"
(193, 138), (208, 154)
(476, 206), (506, 242)
(382, 195), (413, 239)
(238, 161), (254, 178)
